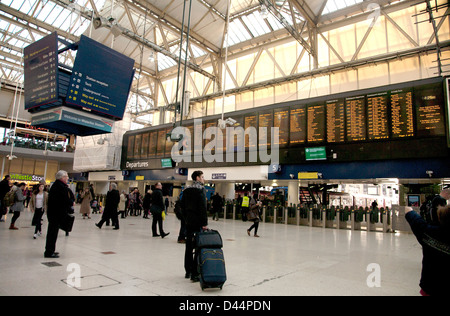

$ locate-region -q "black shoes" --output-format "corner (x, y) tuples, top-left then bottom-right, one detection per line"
(44, 252), (59, 258)
(153, 232), (170, 238)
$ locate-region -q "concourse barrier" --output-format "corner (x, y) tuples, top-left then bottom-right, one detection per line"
(220, 202), (394, 233)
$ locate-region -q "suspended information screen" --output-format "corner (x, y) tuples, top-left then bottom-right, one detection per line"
(24, 32), (59, 110)
(65, 35), (135, 120)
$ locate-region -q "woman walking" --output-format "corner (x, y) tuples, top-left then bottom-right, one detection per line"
(247, 201), (262, 237)
(80, 187), (92, 219)
(9, 183), (26, 230)
(30, 183), (48, 239)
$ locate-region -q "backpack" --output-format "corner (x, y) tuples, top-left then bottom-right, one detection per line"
(3, 189), (16, 207)
(420, 194), (439, 224)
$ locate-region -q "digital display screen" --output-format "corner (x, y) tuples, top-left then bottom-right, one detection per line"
(65, 35), (134, 120)
(124, 79), (448, 164)
(244, 114), (257, 149)
(274, 108), (289, 147)
(307, 104), (326, 143)
(259, 110), (273, 147)
(24, 32), (59, 110)
(367, 92), (389, 140)
(390, 88), (414, 138)
(290, 104), (306, 145)
(346, 95), (367, 142)
(326, 99), (345, 143)
(415, 84), (446, 137)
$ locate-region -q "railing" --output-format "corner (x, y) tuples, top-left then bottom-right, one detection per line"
(220, 201), (398, 233)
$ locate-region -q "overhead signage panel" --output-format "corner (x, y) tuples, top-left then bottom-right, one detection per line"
(24, 32), (59, 110)
(65, 35), (135, 120)
(31, 107), (114, 136)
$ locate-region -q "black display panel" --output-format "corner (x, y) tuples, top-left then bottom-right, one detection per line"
(274, 107), (290, 148)
(24, 32), (59, 110)
(65, 35), (134, 120)
(415, 84), (446, 137)
(244, 113), (258, 150)
(390, 88), (414, 138)
(346, 95), (367, 142)
(259, 110), (273, 148)
(307, 103), (326, 143)
(148, 131), (158, 158)
(367, 91), (389, 140)
(326, 99), (345, 143)
(290, 104), (306, 145)
(123, 78), (448, 167)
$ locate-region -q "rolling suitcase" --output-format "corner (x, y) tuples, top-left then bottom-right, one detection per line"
(198, 248), (227, 290)
(196, 229), (226, 290)
(196, 229), (223, 248)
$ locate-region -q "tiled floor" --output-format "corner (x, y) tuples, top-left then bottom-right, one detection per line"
(0, 208), (423, 296)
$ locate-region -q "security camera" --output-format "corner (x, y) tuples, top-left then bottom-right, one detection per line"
(289, 174), (295, 179)
(426, 170), (434, 178)
(218, 117), (239, 129)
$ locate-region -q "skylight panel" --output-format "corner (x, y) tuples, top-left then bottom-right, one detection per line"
(322, 0), (364, 15)
(228, 19), (252, 44)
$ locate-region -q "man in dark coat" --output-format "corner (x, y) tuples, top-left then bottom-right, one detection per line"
(96, 183), (120, 230)
(45, 170), (72, 258)
(151, 183), (169, 238)
(181, 170), (208, 282)
(0, 175), (11, 221)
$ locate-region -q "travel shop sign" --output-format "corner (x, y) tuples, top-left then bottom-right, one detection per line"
(10, 173), (45, 182)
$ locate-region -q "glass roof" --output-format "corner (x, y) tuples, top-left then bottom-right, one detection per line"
(0, 0), (375, 82)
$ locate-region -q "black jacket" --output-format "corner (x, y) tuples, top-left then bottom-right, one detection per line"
(406, 211), (450, 295)
(151, 189), (164, 213)
(181, 183), (207, 230)
(47, 180), (73, 224)
(104, 189), (120, 214)
(0, 178), (10, 200)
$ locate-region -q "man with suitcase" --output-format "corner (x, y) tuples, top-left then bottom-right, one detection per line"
(181, 170), (208, 282)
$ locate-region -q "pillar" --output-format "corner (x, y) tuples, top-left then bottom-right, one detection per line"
(288, 181), (300, 206)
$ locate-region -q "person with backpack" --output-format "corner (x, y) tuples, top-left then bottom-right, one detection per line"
(181, 170), (208, 282)
(0, 175), (11, 222)
(421, 188), (450, 225)
(406, 205), (450, 296)
(9, 182), (26, 230)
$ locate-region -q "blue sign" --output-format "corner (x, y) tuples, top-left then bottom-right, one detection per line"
(65, 35), (135, 120)
(24, 32), (59, 110)
(31, 107), (114, 136)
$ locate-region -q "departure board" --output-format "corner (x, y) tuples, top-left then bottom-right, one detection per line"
(326, 99), (345, 143)
(415, 84), (446, 137)
(391, 88), (414, 138)
(290, 105), (307, 145)
(24, 32), (59, 110)
(165, 128), (175, 157)
(156, 130), (166, 157)
(141, 132), (149, 159)
(134, 134), (141, 159)
(367, 92), (389, 140)
(244, 114), (258, 149)
(148, 131), (157, 158)
(307, 104), (326, 143)
(259, 111), (273, 147)
(346, 95), (367, 142)
(274, 108), (290, 147)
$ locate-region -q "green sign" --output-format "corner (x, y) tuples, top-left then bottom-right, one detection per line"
(305, 147), (327, 161)
(161, 158), (173, 168)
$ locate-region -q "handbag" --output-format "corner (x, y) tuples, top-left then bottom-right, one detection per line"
(59, 213), (75, 233)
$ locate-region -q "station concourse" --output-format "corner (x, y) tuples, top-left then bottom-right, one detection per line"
(1, 0), (450, 297)
(0, 207), (422, 296)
